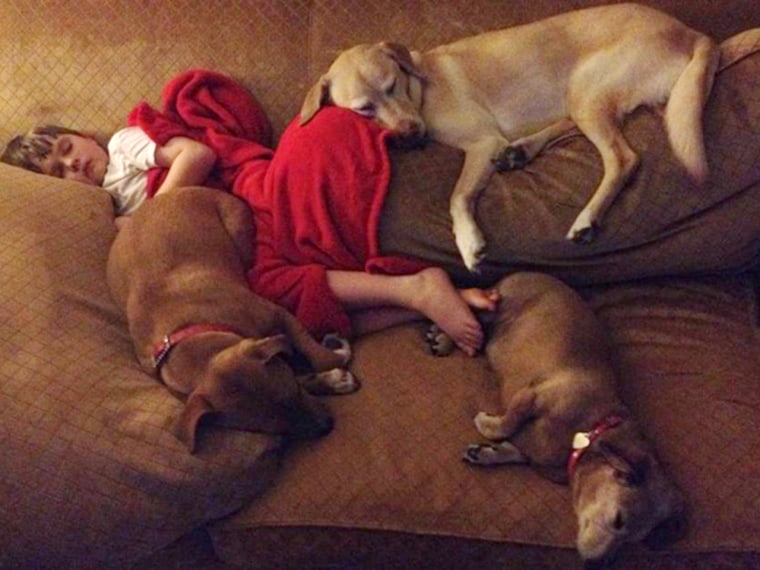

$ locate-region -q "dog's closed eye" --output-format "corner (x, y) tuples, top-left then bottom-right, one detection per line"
(613, 511), (626, 532)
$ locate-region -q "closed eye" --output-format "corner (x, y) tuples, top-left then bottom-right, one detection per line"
(55, 137), (72, 156)
(385, 79), (396, 95)
(613, 511), (626, 532)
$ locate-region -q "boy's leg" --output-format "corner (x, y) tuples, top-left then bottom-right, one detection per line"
(326, 267), (497, 356)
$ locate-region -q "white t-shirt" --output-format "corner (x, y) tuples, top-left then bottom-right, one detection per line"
(102, 126), (158, 215)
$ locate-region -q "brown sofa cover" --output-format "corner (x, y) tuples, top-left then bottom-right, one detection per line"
(0, 2), (758, 569)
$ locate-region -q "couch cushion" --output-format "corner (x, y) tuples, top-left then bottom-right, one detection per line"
(209, 274), (760, 569)
(209, 32), (760, 569)
(380, 33), (760, 287)
(0, 165), (281, 570)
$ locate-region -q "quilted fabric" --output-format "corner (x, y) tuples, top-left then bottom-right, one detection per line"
(0, 165), (281, 569)
(209, 27), (760, 570)
(211, 275), (760, 568)
(0, 1), (759, 569)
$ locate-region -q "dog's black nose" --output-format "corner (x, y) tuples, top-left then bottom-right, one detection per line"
(402, 120), (425, 139)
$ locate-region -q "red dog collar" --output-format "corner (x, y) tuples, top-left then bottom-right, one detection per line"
(567, 415), (625, 480)
(152, 323), (240, 372)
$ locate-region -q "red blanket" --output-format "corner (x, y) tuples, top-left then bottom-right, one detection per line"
(238, 107), (428, 337)
(129, 70), (426, 338)
(128, 68), (273, 196)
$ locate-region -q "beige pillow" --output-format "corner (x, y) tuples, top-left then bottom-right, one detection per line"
(0, 165), (281, 569)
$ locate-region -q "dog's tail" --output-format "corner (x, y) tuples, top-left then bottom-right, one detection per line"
(663, 35), (719, 186)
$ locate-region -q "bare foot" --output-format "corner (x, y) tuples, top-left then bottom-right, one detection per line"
(413, 267), (484, 356)
(460, 287), (500, 312)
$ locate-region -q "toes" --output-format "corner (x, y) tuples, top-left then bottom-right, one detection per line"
(425, 324), (456, 357)
(332, 370), (360, 394)
(463, 442), (526, 465)
(322, 333), (352, 365)
(458, 344), (477, 357)
(307, 368), (361, 396)
(462, 443), (507, 465)
(567, 223), (599, 244)
(493, 146), (528, 171)
(317, 368), (360, 395)
(457, 234), (487, 274)
(463, 444), (488, 464)
(465, 248), (486, 274)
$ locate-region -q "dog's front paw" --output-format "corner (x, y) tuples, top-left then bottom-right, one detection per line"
(312, 368), (360, 395)
(455, 228), (487, 273)
(493, 145), (528, 171)
(322, 333), (352, 365)
(463, 441), (526, 466)
(566, 211), (600, 244)
(425, 324), (456, 357)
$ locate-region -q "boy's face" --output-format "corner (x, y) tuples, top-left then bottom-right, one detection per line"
(34, 134), (108, 186)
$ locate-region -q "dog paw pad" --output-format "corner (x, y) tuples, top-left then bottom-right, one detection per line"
(463, 442), (526, 465)
(463, 443), (501, 465)
(322, 333), (352, 364)
(493, 146), (528, 171)
(326, 369), (360, 395)
(425, 324), (456, 357)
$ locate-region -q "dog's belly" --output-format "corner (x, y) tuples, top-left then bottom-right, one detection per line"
(422, 51), (569, 146)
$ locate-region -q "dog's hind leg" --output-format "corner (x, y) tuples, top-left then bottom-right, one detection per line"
(473, 385), (536, 440)
(565, 104), (640, 244)
(467, 380), (533, 466)
(663, 35), (718, 185)
(274, 306), (347, 372)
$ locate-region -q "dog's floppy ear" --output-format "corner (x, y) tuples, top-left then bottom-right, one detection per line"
(300, 76), (331, 125)
(598, 441), (651, 486)
(175, 392), (216, 454)
(645, 497), (688, 548)
(239, 334), (293, 363)
(380, 41), (425, 80)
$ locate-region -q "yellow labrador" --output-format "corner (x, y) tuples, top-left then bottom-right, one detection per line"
(462, 273), (685, 567)
(300, 3), (718, 272)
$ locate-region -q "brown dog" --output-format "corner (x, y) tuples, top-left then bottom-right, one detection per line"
(107, 186), (357, 453)
(461, 273), (684, 567)
(300, 4), (718, 271)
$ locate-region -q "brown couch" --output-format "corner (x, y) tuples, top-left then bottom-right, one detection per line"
(1, 2), (759, 569)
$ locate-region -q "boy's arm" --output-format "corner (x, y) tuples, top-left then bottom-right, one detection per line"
(153, 137), (216, 195)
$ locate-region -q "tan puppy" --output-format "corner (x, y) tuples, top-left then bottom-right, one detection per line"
(300, 3), (718, 272)
(107, 187), (357, 453)
(462, 273), (684, 567)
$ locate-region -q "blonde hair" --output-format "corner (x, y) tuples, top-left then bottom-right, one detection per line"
(1, 125), (84, 174)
